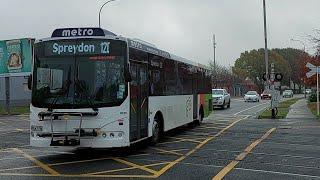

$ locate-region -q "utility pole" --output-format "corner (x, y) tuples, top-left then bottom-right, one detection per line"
(263, 0), (278, 118)
(263, 0), (269, 81)
(213, 34), (216, 88)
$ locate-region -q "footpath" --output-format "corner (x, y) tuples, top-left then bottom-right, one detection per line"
(286, 98), (316, 119)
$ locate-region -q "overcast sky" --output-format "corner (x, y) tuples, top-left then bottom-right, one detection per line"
(0, 0), (319, 66)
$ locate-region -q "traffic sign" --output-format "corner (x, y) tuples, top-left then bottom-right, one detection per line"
(305, 62), (320, 116)
(306, 62), (317, 78)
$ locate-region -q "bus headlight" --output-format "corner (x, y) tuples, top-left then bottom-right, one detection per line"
(31, 132), (40, 138)
(102, 133), (107, 138)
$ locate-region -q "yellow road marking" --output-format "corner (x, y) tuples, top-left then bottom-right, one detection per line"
(0, 165), (38, 173)
(112, 158), (158, 175)
(12, 148), (60, 176)
(15, 129), (25, 132)
(154, 116), (249, 178)
(197, 126), (224, 130)
(0, 129), (28, 136)
(176, 136), (207, 141)
(212, 127), (276, 180)
(167, 137), (202, 143)
(157, 139), (185, 145)
(151, 147), (184, 156)
(0, 153), (151, 173)
(210, 122), (230, 125)
(130, 103), (136, 113)
(87, 162), (169, 175)
(0, 173), (157, 178)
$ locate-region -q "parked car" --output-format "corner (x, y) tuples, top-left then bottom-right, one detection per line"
(283, 89), (293, 98)
(305, 89), (312, 94)
(261, 90), (271, 100)
(212, 89), (231, 109)
(244, 91), (260, 102)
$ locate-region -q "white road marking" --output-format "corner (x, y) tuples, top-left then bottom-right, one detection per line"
(234, 102), (269, 116)
(235, 167), (320, 179)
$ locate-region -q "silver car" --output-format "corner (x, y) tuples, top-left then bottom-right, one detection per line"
(212, 89), (231, 109)
(283, 90), (293, 98)
(244, 91), (260, 102)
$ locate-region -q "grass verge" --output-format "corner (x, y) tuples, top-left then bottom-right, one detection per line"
(0, 106), (29, 115)
(307, 102), (320, 118)
(258, 98), (300, 119)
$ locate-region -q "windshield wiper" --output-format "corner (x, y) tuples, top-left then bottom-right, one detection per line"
(74, 79), (99, 113)
(75, 62), (99, 113)
(48, 67), (72, 111)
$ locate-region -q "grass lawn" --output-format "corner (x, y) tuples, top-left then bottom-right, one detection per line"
(0, 106), (29, 115)
(258, 98), (300, 119)
(307, 102), (320, 118)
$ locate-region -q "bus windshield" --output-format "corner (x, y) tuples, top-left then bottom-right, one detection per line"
(32, 39), (127, 109)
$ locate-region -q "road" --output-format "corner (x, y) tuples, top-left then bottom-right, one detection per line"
(0, 96), (319, 180)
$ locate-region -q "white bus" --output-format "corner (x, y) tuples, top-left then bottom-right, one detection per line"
(29, 27), (212, 148)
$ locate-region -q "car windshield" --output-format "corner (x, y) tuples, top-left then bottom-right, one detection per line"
(246, 91), (257, 95)
(32, 39), (127, 109)
(212, 90), (224, 95)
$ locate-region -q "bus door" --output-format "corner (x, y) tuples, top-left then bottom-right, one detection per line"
(129, 62), (149, 141)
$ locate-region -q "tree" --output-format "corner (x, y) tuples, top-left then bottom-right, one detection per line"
(233, 49), (292, 91)
(273, 48), (307, 92)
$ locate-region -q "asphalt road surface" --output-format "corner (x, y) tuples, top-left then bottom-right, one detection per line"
(0, 96), (319, 180)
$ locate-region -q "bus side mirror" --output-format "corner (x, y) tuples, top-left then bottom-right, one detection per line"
(125, 69), (132, 82)
(27, 74), (32, 90)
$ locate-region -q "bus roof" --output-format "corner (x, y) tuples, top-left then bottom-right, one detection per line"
(43, 27), (209, 69)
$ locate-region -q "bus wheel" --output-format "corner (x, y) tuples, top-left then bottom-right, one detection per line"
(151, 119), (160, 145)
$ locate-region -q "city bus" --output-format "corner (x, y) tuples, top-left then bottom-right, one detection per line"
(29, 27), (212, 148)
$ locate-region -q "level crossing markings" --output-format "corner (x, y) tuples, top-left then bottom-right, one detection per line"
(0, 115), (247, 178)
(112, 158), (158, 174)
(12, 148), (60, 176)
(167, 137), (202, 143)
(234, 167), (320, 179)
(153, 115), (249, 178)
(150, 148), (185, 156)
(234, 102), (269, 116)
(0, 129), (28, 136)
(196, 126), (224, 130)
(212, 127), (276, 180)
(87, 162), (170, 175)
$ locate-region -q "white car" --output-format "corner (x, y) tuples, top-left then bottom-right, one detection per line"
(244, 91), (260, 102)
(283, 90), (293, 98)
(212, 89), (231, 109)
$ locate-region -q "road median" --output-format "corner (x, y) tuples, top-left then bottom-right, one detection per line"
(258, 98), (300, 119)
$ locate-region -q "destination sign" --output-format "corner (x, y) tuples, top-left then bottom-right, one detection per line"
(44, 40), (125, 56)
(128, 39), (171, 59)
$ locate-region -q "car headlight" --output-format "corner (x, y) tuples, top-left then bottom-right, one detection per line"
(218, 97), (222, 99)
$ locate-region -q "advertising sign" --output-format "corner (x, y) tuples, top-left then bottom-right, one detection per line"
(0, 38), (33, 77)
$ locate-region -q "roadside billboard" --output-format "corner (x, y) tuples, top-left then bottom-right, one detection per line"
(0, 38), (33, 77)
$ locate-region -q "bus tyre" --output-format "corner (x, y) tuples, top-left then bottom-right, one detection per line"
(151, 120), (160, 145)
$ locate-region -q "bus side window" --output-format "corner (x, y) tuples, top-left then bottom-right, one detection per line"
(164, 59), (177, 95)
(149, 55), (164, 96)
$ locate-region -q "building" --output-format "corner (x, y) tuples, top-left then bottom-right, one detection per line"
(0, 38), (33, 107)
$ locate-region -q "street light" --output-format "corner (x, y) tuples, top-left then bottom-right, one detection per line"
(212, 34), (217, 88)
(291, 38), (307, 98)
(99, 0), (118, 28)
